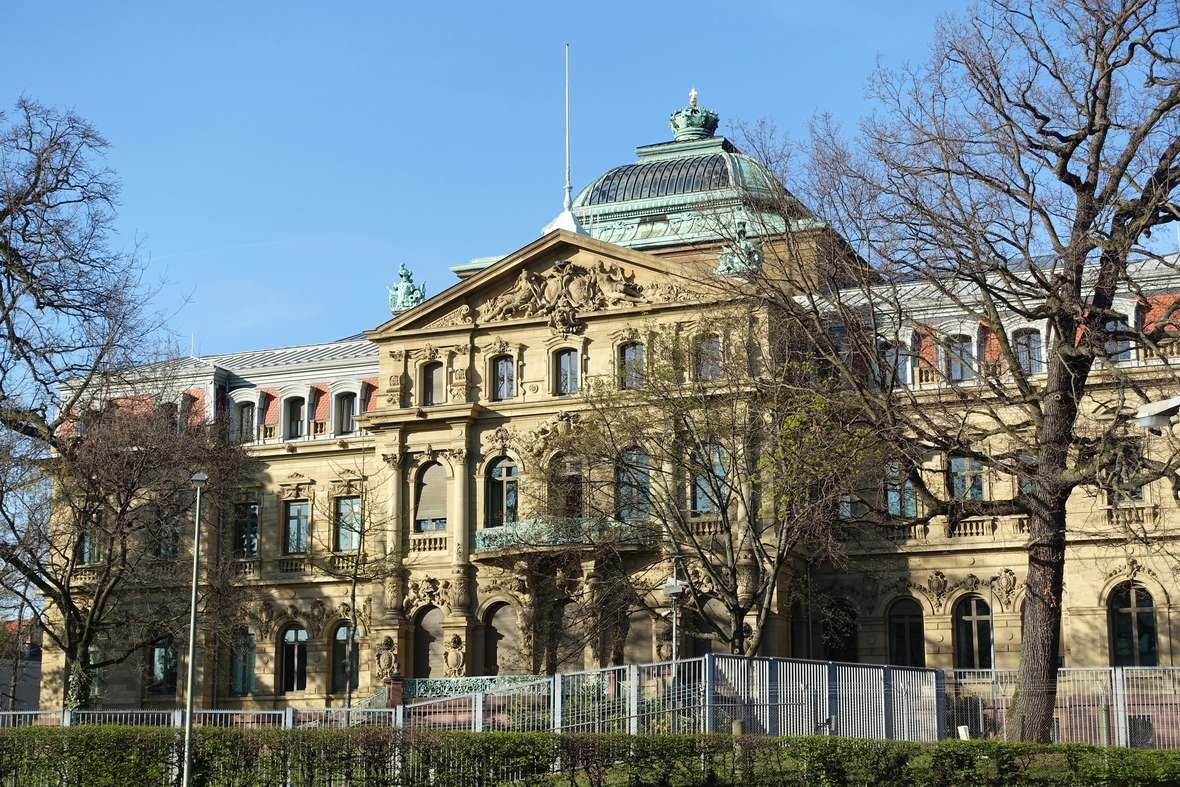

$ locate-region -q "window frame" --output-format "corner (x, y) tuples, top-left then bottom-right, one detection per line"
(335, 495), (362, 552)
(887, 598), (925, 667)
(950, 456), (984, 501)
(953, 595), (992, 669)
(1109, 582), (1157, 667)
(945, 334), (975, 382)
(554, 348), (579, 396)
(492, 355), (515, 401)
(695, 334), (722, 382)
(280, 625), (308, 694)
(284, 500), (310, 555)
(1013, 329), (1045, 376)
(331, 623), (360, 694)
(147, 636), (178, 696)
(234, 502), (259, 558)
(617, 448), (651, 521)
(422, 362), (445, 407)
(488, 458), (519, 528)
(691, 443), (729, 517)
(228, 631), (256, 696)
(619, 342), (645, 390)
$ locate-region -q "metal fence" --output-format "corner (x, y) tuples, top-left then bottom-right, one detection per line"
(946, 666), (1180, 748)
(6, 658), (1180, 749)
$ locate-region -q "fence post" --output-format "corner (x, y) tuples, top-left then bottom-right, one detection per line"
(395, 704), (404, 728)
(551, 673), (563, 734)
(703, 654), (715, 734)
(935, 670), (948, 741)
(826, 662), (839, 736)
(627, 664), (639, 736)
(882, 666), (894, 740)
(473, 692), (485, 733)
(284, 707), (295, 730)
(173, 709), (184, 728)
(61, 709), (72, 727)
(1112, 667), (1129, 747)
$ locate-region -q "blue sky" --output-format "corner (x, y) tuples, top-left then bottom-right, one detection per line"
(5, 1), (952, 355)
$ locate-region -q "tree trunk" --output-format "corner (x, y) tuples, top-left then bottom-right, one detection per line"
(63, 644), (94, 710)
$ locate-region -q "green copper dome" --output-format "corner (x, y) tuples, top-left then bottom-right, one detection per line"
(568, 95), (795, 250)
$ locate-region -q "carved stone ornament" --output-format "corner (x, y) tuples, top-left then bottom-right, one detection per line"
(389, 350), (405, 361)
(381, 450), (405, 469)
(481, 260), (671, 336)
(655, 626), (674, 662)
(523, 412), (574, 456)
(453, 344), (471, 356)
(404, 574), (453, 616)
(426, 305), (473, 329)
(278, 473), (313, 500)
(442, 634), (466, 678)
(919, 571), (949, 612)
(479, 562), (531, 605)
(420, 343), (440, 361)
(993, 568), (1019, 610)
(489, 337), (511, 355)
(374, 635), (400, 680)
(483, 426), (515, 456)
(447, 448), (468, 465)
(253, 601), (276, 639)
(451, 565), (473, 613)
(420, 445), (436, 464)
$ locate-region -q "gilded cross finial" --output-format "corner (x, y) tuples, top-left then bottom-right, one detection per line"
(689, 86), (698, 106)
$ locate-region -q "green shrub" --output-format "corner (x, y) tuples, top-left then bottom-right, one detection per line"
(2, 726), (1180, 786)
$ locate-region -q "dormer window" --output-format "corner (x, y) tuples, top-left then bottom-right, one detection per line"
(335, 393), (357, 435)
(286, 397), (306, 439)
(235, 403), (256, 442)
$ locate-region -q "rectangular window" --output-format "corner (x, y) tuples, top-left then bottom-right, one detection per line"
(950, 457), (984, 501)
(285, 501), (309, 555)
(556, 350), (579, 395)
(148, 637), (177, 696)
(618, 449), (650, 520)
(335, 496), (361, 551)
(229, 633), (256, 695)
(885, 462), (917, 517)
(423, 363), (444, 406)
(1106, 444), (1145, 504)
(620, 343), (645, 389)
(234, 503), (259, 558)
(696, 336), (721, 382)
(235, 403), (255, 442)
(494, 357), (514, 400)
(946, 336), (974, 382)
(1106, 317), (1133, 362)
(1014, 330), (1044, 375)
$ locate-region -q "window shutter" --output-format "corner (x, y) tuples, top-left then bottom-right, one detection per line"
(415, 463), (448, 520)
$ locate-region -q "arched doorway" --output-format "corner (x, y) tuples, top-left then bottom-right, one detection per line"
(413, 606), (445, 678)
(483, 602), (520, 676)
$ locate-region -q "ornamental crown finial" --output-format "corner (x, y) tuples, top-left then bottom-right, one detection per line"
(669, 92), (719, 141)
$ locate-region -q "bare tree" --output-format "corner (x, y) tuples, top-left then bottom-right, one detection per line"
(308, 457), (403, 707)
(543, 308), (878, 657)
(718, 0), (1180, 740)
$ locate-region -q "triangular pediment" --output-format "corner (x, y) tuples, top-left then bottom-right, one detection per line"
(367, 229), (699, 340)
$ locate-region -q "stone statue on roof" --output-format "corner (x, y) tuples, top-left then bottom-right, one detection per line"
(388, 263), (426, 313)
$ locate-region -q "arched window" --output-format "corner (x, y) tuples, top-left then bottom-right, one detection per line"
(228, 630), (255, 696)
(953, 596), (992, 669)
(1109, 582), (1157, 667)
(888, 598), (925, 667)
(946, 335), (975, 382)
(335, 392), (357, 435)
(147, 636), (177, 696)
(696, 335), (721, 382)
(555, 349), (579, 395)
(618, 449), (650, 520)
(492, 356), (514, 401)
(332, 624), (360, 693)
(423, 362), (445, 406)
(552, 457), (584, 519)
(235, 402), (255, 442)
(691, 443), (729, 516)
(1013, 329), (1044, 375)
(280, 625), (308, 693)
(619, 343), (645, 389)
(822, 602), (859, 662)
(414, 463), (447, 532)
(488, 458), (518, 528)
(285, 397), (306, 439)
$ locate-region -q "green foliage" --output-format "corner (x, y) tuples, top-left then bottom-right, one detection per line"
(1, 727), (1179, 786)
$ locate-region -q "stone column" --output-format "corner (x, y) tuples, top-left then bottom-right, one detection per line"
(450, 448), (470, 566)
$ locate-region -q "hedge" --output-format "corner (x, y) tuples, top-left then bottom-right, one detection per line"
(1, 728), (1180, 786)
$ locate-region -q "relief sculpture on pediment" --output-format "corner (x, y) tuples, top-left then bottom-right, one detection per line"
(480, 260), (683, 335)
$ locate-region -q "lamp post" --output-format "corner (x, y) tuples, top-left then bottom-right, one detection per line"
(181, 472), (206, 787)
(662, 571), (688, 663)
(989, 575), (999, 739)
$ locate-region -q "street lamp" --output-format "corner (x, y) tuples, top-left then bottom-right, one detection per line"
(181, 472), (206, 787)
(1136, 395), (1180, 429)
(662, 573), (688, 663)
